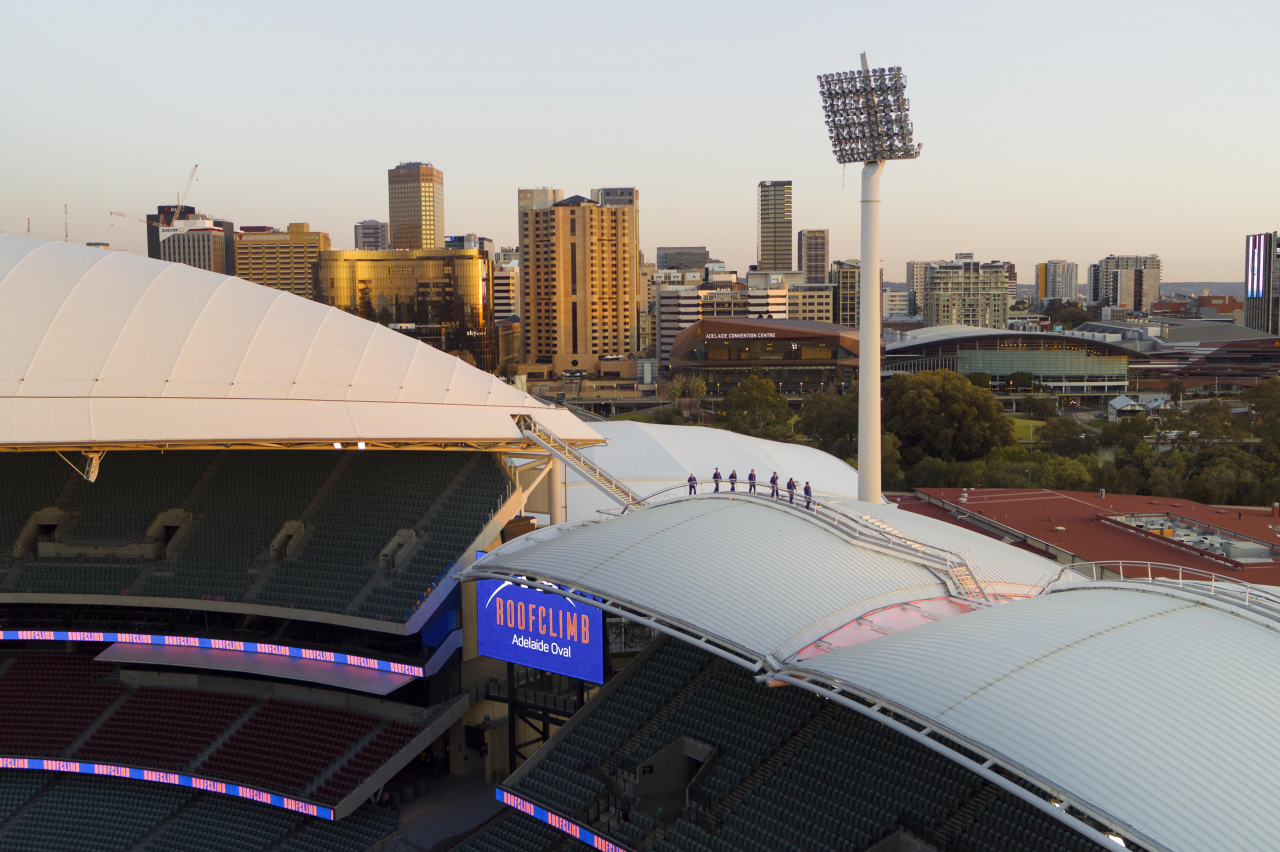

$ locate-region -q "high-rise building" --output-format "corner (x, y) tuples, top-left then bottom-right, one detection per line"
(157, 217), (235, 275)
(147, 205), (234, 274)
(1245, 233), (1280, 334)
(519, 191), (640, 373)
(312, 247), (495, 370)
(493, 259), (519, 320)
(1087, 255), (1161, 308)
(906, 260), (946, 316)
(797, 229), (829, 285)
(1004, 263), (1018, 303)
(495, 246), (519, 266)
(830, 259), (884, 328)
(233, 223), (331, 298)
(757, 180), (793, 271)
(656, 247), (710, 270)
(445, 233), (494, 262)
(353, 219), (389, 250)
(1036, 260), (1078, 302)
(388, 162), (444, 250)
(922, 254), (1011, 329)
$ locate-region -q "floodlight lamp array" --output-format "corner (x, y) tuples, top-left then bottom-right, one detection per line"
(818, 66), (921, 164)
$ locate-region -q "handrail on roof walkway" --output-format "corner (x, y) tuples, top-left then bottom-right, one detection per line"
(1042, 559), (1280, 620)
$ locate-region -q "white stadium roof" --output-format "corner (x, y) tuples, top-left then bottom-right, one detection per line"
(462, 494), (1280, 851)
(561, 421), (861, 521)
(0, 236), (597, 450)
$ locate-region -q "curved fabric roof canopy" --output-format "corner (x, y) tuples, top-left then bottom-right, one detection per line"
(787, 584), (1280, 852)
(561, 421), (860, 521)
(0, 236), (597, 449)
(461, 495), (1062, 664)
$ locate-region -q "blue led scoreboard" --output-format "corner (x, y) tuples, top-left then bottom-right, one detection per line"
(476, 579), (604, 684)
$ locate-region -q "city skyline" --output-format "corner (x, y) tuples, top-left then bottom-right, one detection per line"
(1, 1), (1274, 283)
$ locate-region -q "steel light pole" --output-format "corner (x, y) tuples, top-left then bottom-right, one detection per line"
(818, 54), (921, 504)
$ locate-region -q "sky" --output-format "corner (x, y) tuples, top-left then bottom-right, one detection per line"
(1, 0), (1276, 284)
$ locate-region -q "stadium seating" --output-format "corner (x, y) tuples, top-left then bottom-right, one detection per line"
(138, 792), (301, 852)
(60, 451), (214, 544)
(271, 804), (399, 852)
(0, 772), (192, 852)
(509, 639), (1113, 852)
(75, 686), (255, 770)
(196, 698), (379, 794)
(358, 454), (510, 621)
(451, 809), (563, 852)
(0, 771), (52, 825)
(256, 451), (468, 613)
(312, 720), (423, 805)
(0, 453), (69, 557)
(0, 654), (124, 756)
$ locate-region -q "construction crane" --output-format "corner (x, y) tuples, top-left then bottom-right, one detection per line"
(177, 164), (198, 211)
(110, 165), (201, 230)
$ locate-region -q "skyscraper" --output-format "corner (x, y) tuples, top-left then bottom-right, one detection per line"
(388, 162), (444, 250)
(905, 260), (946, 315)
(1087, 255), (1161, 308)
(797, 229), (829, 284)
(233, 223), (331, 298)
(830, 260), (883, 328)
(147, 205), (234, 274)
(519, 190), (639, 373)
(757, 180), (793, 271)
(922, 254), (1010, 329)
(1245, 233), (1280, 334)
(1036, 260), (1078, 302)
(353, 219), (389, 250)
(655, 246), (710, 270)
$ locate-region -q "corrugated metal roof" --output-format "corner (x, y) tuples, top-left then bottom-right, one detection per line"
(797, 586), (1280, 851)
(0, 235), (594, 447)
(469, 495), (1061, 662)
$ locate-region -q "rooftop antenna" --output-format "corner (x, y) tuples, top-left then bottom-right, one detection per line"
(817, 54), (922, 504)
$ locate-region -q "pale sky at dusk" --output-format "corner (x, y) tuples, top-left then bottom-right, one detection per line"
(1, 0), (1276, 284)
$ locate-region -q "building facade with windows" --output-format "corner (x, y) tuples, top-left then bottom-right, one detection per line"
(1245, 233), (1280, 335)
(519, 192), (639, 374)
(157, 219), (235, 275)
(757, 180), (793, 271)
(353, 219), (389, 251)
(922, 254), (1011, 329)
(655, 246), (710, 270)
(388, 162), (445, 250)
(1036, 259), (1078, 302)
(657, 285), (788, 366)
(787, 283), (835, 322)
(831, 259), (884, 329)
(233, 223), (331, 298)
(797, 229), (829, 285)
(1087, 255), (1162, 309)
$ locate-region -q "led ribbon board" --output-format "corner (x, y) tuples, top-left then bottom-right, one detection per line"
(0, 757), (332, 819)
(476, 579), (604, 684)
(0, 631), (423, 678)
(497, 789), (625, 851)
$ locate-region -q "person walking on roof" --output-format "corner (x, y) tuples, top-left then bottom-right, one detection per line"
(728, 469), (737, 492)
(688, 473), (697, 495)
(712, 467), (722, 493)
(787, 477), (797, 504)
(770, 472), (779, 498)
(748, 469), (757, 494)
(804, 481), (813, 510)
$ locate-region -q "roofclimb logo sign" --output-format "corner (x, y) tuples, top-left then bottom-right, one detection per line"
(477, 579), (604, 684)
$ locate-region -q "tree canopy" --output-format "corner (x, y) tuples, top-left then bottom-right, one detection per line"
(725, 375), (793, 441)
(796, 389), (859, 460)
(882, 370), (1015, 466)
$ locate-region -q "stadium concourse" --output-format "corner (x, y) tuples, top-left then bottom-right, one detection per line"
(0, 235), (604, 851)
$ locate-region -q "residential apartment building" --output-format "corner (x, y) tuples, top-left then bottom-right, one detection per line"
(906, 259), (947, 316)
(519, 191), (640, 373)
(656, 246), (710, 270)
(830, 259), (883, 328)
(233, 223), (330, 297)
(353, 219), (389, 250)
(1087, 255), (1162, 309)
(922, 254), (1011, 329)
(312, 247), (495, 370)
(797, 229), (829, 285)
(882, 288), (910, 318)
(657, 284), (788, 366)
(1245, 232), (1280, 335)
(493, 259), (519, 320)
(1036, 260), (1079, 302)
(757, 180), (793, 271)
(388, 162), (445, 250)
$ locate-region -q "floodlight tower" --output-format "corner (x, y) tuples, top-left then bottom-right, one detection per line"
(818, 53), (922, 505)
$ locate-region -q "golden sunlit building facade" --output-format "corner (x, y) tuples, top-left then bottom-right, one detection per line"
(388, 162), (445, 250)
(233, 223), (331, 298)
(520, 192), (639, 374)
(312, 248), (496, 371)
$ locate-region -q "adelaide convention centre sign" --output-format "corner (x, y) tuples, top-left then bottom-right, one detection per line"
(477, 579), (604, 683)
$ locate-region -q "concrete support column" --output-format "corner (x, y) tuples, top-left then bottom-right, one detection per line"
(549, 456), (566, 525)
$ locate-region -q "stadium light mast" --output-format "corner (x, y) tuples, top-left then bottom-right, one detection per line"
(818, 53), (922, 505)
